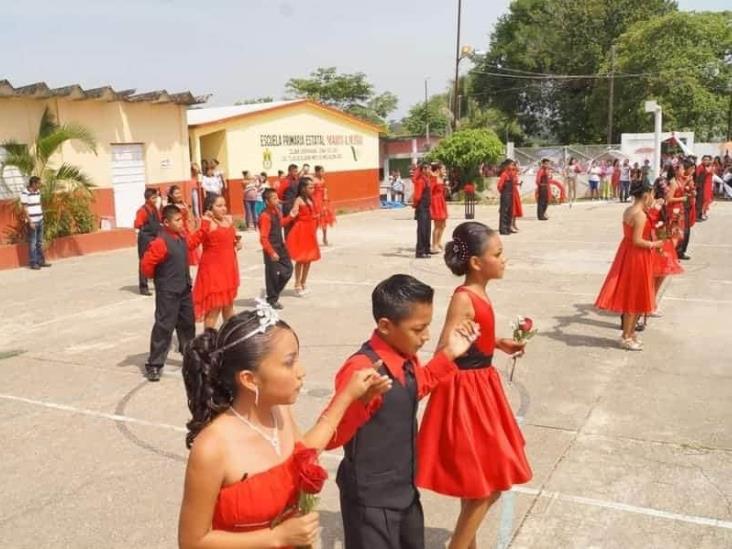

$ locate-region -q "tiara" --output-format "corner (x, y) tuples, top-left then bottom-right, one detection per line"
(213, 299), (280, 356)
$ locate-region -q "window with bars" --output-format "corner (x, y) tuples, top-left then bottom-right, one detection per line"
(0, 147), (28, 200)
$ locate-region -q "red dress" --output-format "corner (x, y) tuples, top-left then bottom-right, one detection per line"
(212, 443), (306, 549)
(417, 287), (532, 498)
(595, 219), (656, 314)
(192, 219), (240, 320)
(430, 177), (448, 221)
(312, 178), (336, 228)
(286, 201), (321, 262)
(647, 208), (683, 277)
(512, 182), (523, 218)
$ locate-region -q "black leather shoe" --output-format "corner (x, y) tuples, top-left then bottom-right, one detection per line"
(140, 288), (152, 296)
(39, 262), (52, 268)
(146, 366), (161, 382)
(678, 254), (691, 261)
(416, 253), (431, 259)
(30, 264), (41, 270)
(269, 301), (284, 310)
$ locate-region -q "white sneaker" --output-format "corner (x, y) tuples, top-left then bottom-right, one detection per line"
(650, 310), (663, 318)
(620, 338), (643, 351)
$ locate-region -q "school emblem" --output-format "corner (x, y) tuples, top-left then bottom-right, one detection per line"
(262, 148), (272, 170)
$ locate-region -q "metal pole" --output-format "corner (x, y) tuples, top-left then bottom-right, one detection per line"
(453, 0), (462, 130)
(727, 85), (732, 141)
(653, 106), (662, 181)
(424, 78), (430, 147)
(607, 45), (616, 145)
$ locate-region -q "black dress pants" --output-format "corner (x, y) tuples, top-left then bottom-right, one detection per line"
(537, 185), (549, 219)
(695, 185), (705, 220)
(415, 207), (431, 256)
(340, 495), (425, 549)
(138, 236), (151, 291)
(677, 201), (692, 255)
(499, 183), (514, 234)
(263, 247), (293, 304)
(147, 287), (195, 368)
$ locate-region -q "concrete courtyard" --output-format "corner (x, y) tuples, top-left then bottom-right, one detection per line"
(0, 199), (730, 548)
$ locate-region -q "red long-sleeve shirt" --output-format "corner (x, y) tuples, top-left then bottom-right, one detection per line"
(134, 203), (160, 229)
(141, 228), (199, 278)
(324, 331), (456, 450)
(258, 208), (294, 258)
(412, 172), (429, 205)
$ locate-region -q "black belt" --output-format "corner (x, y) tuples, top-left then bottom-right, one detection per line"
(454, 347), (493, 370)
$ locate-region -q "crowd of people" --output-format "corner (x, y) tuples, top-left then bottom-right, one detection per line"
(121, 148), (726, 547)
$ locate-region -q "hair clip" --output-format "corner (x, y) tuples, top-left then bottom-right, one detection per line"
(452, 237), (469, 262)
(213, 299), (280, 356)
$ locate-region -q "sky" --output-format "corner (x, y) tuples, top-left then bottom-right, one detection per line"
(1, 0), (728, 119)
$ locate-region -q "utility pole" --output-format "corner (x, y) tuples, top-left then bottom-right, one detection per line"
(607, 45), (616, 145)
(453, 0), (462, 130)
(424, 78), (430, 147)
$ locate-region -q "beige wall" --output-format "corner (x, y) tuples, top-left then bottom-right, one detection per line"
(0, 97), (190, 188)
(190, 104), (380, 178)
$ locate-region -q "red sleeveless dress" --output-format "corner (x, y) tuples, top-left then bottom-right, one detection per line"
(647, 208), (683, 277)
(512, 182), (523, 218)
(286, 202), (321, 262)
(192, 219), (240, 319)
(595, 219), (655, 314)
(212, 443), (306, 549)
(430, 177), (448, 221)
(312, 179), (335, 228)
(417, 287), (532, 498)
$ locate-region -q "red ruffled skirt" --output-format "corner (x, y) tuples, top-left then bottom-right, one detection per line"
(652, 240), (683, 277)
(286, 218), (321, 263)
(417, 368), (532, 498)
(193, 252), (239, 320)
(512, 187), (523, 218)
(430, 193), (448, 221)
(595, 238), (655, 314)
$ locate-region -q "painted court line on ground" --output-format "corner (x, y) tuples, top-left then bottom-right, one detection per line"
(2, 392), (731, 532)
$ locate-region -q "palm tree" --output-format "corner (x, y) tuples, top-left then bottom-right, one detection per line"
(1, 106), (97, 242)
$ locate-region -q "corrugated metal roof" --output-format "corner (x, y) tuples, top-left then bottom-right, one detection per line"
(0, 80), (208, 105)
(186, 100), (303, 126)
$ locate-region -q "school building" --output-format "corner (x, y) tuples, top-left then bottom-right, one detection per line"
(188, 100), (382, 214)
(0, 80), (205, 235)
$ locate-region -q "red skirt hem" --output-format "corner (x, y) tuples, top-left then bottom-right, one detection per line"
(194, 288), (238, 319)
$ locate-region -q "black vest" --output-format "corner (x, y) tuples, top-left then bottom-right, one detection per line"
(154, 231), (191, 293)
(336, 342), (418, 509)
(266, 210), (285, 250)
(417, 177), (431, 210)
(282, 178), (299, 215)
(139, 206), (162, 244)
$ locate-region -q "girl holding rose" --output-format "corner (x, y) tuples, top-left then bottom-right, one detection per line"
(417, 221), (532, 549)
(178, 307), (391, 548)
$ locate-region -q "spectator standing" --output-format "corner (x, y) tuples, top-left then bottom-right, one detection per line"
(21, 176), (50, 270)
(619, 159), (632, 203)
(242, 171), (259, 230)
(391, 171), (405, 203)
(201, 165), (223, 202)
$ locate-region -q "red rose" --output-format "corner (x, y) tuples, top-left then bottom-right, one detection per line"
(293, 447), (328, 494)
(519, 317), (533, 333)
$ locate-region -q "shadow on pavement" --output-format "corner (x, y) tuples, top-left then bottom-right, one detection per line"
(544, 302), (623, 348)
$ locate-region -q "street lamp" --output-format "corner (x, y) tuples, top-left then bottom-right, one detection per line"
(644, 100), (662, 180)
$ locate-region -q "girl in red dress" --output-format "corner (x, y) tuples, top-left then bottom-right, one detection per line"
(286, 178), (320, 297)
(595, 181), (663, 350)
(430, 163), (448, 253)
(511, 164), (523, 232)
(417, 221), (532, 549)
(179, 307), (392, 548)
(167, 185), (201, 266)
(312, 165), (335, 246)
(192, 195), (241, 328)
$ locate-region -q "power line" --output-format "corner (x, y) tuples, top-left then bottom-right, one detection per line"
(469, 69), (657, 80)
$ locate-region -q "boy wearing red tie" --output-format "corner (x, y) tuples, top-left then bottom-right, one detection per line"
(258, 189), (294, 309)
(412, 163), (432, 258)
(326, 274), (478, 549)
(536, 158), (551, 220)
(134, 188), (161, 296)
(141, 205), (196, 381)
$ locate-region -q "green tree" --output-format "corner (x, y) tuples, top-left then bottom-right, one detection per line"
(472, 0), (677, 143)
(593, 11), (732, 141)
(427, 128), (504, 183)
(285, 67), (398, 127)
(1, 107), (97, 243)
(400, 94), (451, 137)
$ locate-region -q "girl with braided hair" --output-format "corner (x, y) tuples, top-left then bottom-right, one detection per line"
(416, 221), (532, 549)
(179, 304), (391, 548)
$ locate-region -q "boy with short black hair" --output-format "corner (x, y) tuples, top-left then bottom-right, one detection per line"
(326, 274), (477, 549)
(134, 188), (161, 295)
(141, 205), (196, 381)
(258, 188), (294, 309)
